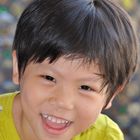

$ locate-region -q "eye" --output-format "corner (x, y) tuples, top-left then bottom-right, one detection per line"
(80, 85), (93, 91)
(41, 75), (56, 83)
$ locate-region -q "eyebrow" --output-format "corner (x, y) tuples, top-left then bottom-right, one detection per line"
(81, 77), (103, 82)
(93, 73), (105, 78)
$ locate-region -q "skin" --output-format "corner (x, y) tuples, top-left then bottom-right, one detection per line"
(12, 51), (115, 140)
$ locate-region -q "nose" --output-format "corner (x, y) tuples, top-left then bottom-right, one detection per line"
(47, 86), (75, 110)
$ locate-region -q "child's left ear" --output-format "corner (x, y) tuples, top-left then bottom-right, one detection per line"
(104, 95), (116, 109)
(104, 85), (124, 109)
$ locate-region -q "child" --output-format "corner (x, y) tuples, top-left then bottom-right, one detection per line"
(0, 0), (138, 140)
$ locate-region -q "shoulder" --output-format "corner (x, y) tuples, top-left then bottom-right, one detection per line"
(0, 92), (18, 121)
(0, 92), (17, 111)
(0, 92), (19, 118)
(0, 92), (16, 101)
(73, 114), (124, 140)
(0, 92), (20, 140)
(94, 114), (124, 139)
(0, 92), (18, 103)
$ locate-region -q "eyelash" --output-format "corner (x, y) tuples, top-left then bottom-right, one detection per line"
(80, 85), (94, 92)
(41, 75), (96, 92)
(41, 75), (56, 83)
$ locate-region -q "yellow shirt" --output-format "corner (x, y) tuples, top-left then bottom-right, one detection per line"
(0, 92), (124, 140)
(0, 92), (20, 140)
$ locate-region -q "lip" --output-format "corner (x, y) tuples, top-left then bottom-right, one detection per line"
(40, 113), (73, 135)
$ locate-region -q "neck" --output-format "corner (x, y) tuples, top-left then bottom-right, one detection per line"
(13, 93), (38, 140)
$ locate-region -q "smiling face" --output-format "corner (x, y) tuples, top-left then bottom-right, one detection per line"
(12, 52), (112, 140)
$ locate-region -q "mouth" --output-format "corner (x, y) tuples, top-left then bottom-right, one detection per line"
(40, 113), (73, 135)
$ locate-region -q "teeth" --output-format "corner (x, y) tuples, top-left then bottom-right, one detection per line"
(48, 116), (52, 121)
(52, 117), (56, 123)
(42, 113), (70, 124)
(56, 119), (61, 124)
(43, 114), (48, 118)
(61, 120), (65, 124)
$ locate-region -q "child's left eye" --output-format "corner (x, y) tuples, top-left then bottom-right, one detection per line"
(80, 85), (93, 91)
(41, 75), (56, 83)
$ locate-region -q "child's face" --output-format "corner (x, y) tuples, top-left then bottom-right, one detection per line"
(13, 54), (111, 140)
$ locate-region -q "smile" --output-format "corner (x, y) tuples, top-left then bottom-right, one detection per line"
(40, 113), (73, 135)
(41, 113), (71, 125)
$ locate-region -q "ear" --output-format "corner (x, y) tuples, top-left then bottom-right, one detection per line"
(104, 85), (124, 109)
(12, 51), (19, 85)
(104, 95), (116, 109)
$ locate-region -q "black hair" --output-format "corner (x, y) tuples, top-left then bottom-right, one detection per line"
(12, 0), (138, 104)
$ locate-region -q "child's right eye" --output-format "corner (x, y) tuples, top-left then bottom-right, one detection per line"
(80, 85), (93, 91)
(41, 75), (56, 83)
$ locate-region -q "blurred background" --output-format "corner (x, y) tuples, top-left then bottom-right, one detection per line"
(0, 0), (140, 140)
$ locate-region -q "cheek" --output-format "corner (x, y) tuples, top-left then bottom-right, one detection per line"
(75, 99), (105, 131)
(20, 81), (42, 112)
(20, 76), (54, 114)
(78, 104), (102, 121)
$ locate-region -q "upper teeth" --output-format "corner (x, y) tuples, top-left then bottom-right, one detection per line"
(42, 114), (69, 124)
